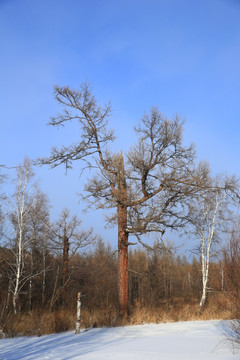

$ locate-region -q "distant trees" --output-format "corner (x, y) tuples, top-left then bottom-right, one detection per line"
(223, 224), (240, 316)
(0, 217), (237, 336)
(39, 83), (210, 315)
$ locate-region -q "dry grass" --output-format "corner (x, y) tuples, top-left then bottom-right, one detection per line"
(129, 293), (232, 325)
(2, 293), (232, 337)
(4, 310), (76, 337)
(4, 307), (122, 337)
(81, 307), (120, 328)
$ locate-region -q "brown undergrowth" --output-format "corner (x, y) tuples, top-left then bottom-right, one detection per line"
(2, 293), (232, 337)
(129, 293), (232, 325)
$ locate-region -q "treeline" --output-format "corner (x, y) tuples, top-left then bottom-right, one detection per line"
(0, 236), (240, 325)
(0, 239), (210, 314)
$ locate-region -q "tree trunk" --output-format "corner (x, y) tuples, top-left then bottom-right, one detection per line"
(118, 203), (128, 316)
(42, 246), (46, 306)
(200, 252), (209, 310)
(6, 275), (12, 312)
(62, 231), (69, 304)
(200, 280), (207, 309)
(13, 233), (22, 315)
(117, 153), (128, 316)
(75, 292), (81, 334)
(13, 290), (18, 315)
(28, 248), (33, 312)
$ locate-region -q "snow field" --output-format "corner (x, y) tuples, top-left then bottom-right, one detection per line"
(0, 320), (238, 359)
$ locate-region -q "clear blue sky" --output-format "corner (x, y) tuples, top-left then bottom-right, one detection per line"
(0, 0), (240, 249)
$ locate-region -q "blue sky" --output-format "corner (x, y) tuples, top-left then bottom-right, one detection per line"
(0, 0), (240, 250)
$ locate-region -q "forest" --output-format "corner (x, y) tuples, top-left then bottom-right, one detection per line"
(1, 84), (240, 337)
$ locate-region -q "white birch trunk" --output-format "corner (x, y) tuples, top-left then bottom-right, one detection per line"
(75, 292), (81, 334)
(199, 191), (225, 309)
(13, 211), (23, 315)
(12, 159), (31, 315)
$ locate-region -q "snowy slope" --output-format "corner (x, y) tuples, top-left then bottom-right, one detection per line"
(0, 320), (238, 360)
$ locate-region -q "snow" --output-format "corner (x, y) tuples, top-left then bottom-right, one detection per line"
(0, 320), (238, 359)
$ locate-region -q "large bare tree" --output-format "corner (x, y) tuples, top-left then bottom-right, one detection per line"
(39, 83), (209, 315)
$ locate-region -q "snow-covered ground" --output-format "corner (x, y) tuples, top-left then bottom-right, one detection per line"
(0, 320), (238, 359)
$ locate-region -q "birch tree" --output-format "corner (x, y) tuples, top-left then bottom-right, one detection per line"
(38, 83), (209, 315)
(10, 158), (34, 314)
(189, 175), (239, 309)
(8, 159), (50, 314)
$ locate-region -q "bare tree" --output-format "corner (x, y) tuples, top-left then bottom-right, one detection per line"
(188, 175), (239, 309)
(7, 159), (50, 314)
(26, 189), (51, 311)
(9, 158), (35, 314)
(49, 208), (94, 305)
(38, 83), (209, 315)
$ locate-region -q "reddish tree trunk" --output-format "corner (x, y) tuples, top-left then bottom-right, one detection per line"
(117, 153), (128, 316)
(118, 203), (128, 316)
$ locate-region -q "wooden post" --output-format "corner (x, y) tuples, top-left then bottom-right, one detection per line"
(75, 292), (81, 334)
(0, 329), (6, 339)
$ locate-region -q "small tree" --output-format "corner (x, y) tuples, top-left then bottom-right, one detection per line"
(39, 83), (209, 315)
(50, 208), (94, 305)
(6, 159), (50, 314)
(10, 158), (35, 314)
(26, 188), (50, 311)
